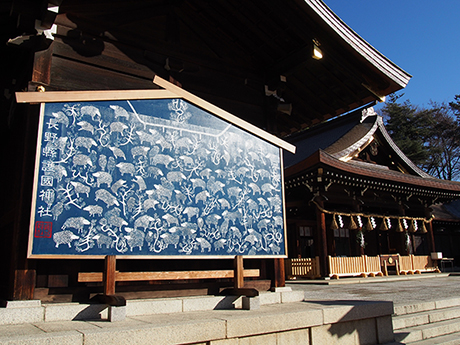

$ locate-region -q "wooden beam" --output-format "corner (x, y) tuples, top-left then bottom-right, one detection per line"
(32, 41), (54, 86)
(154, 75), (296, 153)
(15, 89), (177, 103)
(78, 269), (260, 283)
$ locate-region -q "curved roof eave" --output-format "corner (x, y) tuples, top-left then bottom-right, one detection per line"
(325, 107), (432, 178)
(327, 115), (379, 161)
(305, 0), (412, 89)
(376, 117), (432, 178)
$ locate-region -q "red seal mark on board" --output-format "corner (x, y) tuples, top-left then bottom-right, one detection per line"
(34, 221), (53, 238)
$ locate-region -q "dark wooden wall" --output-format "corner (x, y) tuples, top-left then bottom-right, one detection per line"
(0, 9), (278, 302)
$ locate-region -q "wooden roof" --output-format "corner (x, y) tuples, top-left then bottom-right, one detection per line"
(431, 202), (460, 223)
(284, 107), (460, 202)
(4, 0), (411, 137)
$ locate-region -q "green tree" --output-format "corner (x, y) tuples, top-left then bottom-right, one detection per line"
(381, 94), (433, 167)
(422, 102), (460, 180)
(381, 94), (460, 181)
(449, 95), (460, 115)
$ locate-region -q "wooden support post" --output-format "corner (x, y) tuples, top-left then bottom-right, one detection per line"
(8, 104), (39, 301)
(11, 269), (36, 301)
(234, 255), (244, 290)
(221, 256), (258, 297)
(315, 200), (328, 277)
(103, 255), (116, 296)
(273, 258), (285, 288)
(94, 255), (126, 306)
(427, 221), (436, 253)
(422, 206), (436, 253)
(6, 44), (54, 301)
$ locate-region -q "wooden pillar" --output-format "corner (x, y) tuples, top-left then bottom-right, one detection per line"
(398, 202), (410, 256)
(103, 255), (117, 296)
(359, 231), (365, 256)
(8, 103), (39, 300)
(327, 227), (336, 257)
(8, 41), (55, 301)
(424, 207), (436, 253)
(426, 221), (436, 253)
(350, 199), (363, 256)
(11, 269), (36, 301)
(225, 256), (257, 297)
(315, 200), (328, 277)
(294, 224), (301, 258)
(234, 255), (244, 290)
(273, 258), (285, 287)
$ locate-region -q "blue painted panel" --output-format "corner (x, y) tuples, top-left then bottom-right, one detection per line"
(30, 99), (285, 257)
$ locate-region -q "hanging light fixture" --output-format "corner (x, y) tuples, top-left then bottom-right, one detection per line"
(312, 38), (323, 60)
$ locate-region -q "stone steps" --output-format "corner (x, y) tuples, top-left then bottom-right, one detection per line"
(387, 297), (460, 344)
(393, 306), (460, 330)
(400, 331), (460, 345)
(394, 318), (460, 343)
(0, 288), (304, 325)
(0, 298), (395, 345)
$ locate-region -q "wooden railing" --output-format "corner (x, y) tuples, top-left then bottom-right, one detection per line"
(398, 255), (413, 273)
(285, 257), (321, 279)
(284, 255), (440, 280)
(328, 255), (383, 279)
(399, 255), (440, 275)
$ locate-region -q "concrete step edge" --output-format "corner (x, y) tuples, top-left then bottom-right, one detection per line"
(394, 318), (460, 343)
(394, 297), (460, 316)
(0, 290), (306, 325)
(393, 305), (460, 330)
(402, 330), (460, 345)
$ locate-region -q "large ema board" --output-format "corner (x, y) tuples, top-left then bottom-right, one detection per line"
(17, 77), (295, 258)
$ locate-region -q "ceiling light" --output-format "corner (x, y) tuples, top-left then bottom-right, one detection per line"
(312, 39), (323, 60)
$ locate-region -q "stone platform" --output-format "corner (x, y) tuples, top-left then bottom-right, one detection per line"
(0, 288), (394, 345)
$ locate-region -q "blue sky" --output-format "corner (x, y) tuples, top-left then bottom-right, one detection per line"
(324, 1), (460, 109)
